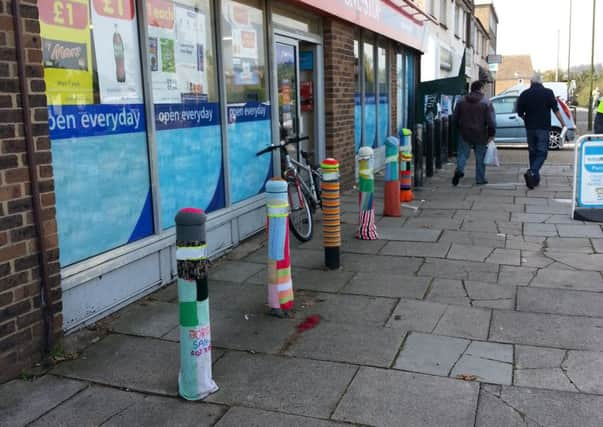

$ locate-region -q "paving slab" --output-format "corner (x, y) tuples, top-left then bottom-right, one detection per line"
(510, 213), (551, 223)
(108, 300), (178, 338)
(530, 268), (603, 292)
(524, 223), (558, 237)
(545, 237), (594, 253)
(206, 352), (356, 418)
(52, 334), (182, 396)
(421, 200), (475, 210)
(515, 345), (566, 369)
(418, 258), (499, 283)
(520, 250), (557, 268)
(332, 367), (479, 427)
(505, 235), (545, 251)
(451, 354), (512, 385)
(471, 202), (524, 213)
(0, 376), (88, 427)
(393, 332), (469, 376)
(426, 278), (470, 306)
(439, 230), (506, 248)
(556, 224), (603, 238)
(592, 238), (603, 253)
(518, 287), (603, 317)
(402, 217), (462, 230)
(490, 310), (603, 351)
(103, 394), (226, 427)
(342, 272), (430, 299)
(377, 227), (442, 242)
(513, 368), (577, 392)
(526, 203), (572, 214)
(498, 265), (537, 286)
(485, 248), (521, 266)
(464, 281), (516, 309)
(454, 210), (512, 222)
(433, 305), (492, 340)
(341, 253), (424, 275)
(544, 250), (603, 271)
(460, 219), (500, 233)
(295, 291), (397, 326)
(386, 298), (448, 332)
(209, 261), (265, 283)
(150, 283), (178, 302)
(289, 249), (326, 269)
(214, 407), (347, 427)
(497, 221), (524, 236)
(379, 241), (451, 258)
(563, 351), (603, 394)
(286, 322), (404, 367)
(376, 216), (406, 228)
(476, 385), (603, 427)
(290, 268), (355, 293)
(447, 243), (493, 262)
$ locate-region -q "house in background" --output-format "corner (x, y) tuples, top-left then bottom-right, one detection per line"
(495, 55), (535, 94)
(473, 0), (498, 96)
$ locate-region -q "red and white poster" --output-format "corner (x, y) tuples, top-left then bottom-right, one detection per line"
(91, 0), (143, 104)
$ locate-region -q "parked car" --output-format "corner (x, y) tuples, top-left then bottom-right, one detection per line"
(491, 85), (576, 149)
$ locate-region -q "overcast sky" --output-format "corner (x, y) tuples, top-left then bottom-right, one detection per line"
(493, 0), (602, 72)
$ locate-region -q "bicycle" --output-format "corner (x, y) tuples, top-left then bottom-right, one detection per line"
(256, 135), (321, 242)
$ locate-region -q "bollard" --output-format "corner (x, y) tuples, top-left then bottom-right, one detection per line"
(425, 121), (434, 177)
(383, 136), (401, 217)
(321, 158), (341, 269)
(175, 208), (218, 401)
(434, 117), (442, 170)
(399, 128), (414, 202)
(441, 116), (449, 164)
(356, 146), (378, 240)
(266, 178), (294, 317)
(414, 123), (424, 187)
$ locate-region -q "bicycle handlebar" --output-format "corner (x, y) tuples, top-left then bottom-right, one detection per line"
(256, 135), (310, 156)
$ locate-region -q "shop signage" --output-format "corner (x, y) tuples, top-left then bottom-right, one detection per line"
(39, 0), (94, 105)
(575, 136), (603, 208)
(296, 0), (425, 51)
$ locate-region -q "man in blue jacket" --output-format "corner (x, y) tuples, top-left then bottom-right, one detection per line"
(516, 73), (567, 189)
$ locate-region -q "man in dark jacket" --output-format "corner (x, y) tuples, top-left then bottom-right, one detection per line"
(452, 80), (496, 186)
(516, 73), (566, 189)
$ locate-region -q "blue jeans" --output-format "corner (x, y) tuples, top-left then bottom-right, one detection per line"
(456, 137), (487, 183)
(526, 129), (549, 182)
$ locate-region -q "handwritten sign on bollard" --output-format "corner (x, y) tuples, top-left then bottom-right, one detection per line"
(175, 208), (218, 400)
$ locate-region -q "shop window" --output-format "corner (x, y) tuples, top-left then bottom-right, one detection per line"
(354, 37), (361, 152)
(363, 39), (376, 148)
(41, 0), (153, 266)
(396, 52), (405, 130)
(377, 43), (389, 145)
(405, 52), (415, 126)
(146, 0), (224, 230)
(222, 0), (272, 204)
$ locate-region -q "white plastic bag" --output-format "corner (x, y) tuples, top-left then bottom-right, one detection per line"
(484, 141), (500, 167)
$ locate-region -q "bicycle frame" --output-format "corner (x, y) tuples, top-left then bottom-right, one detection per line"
(281, 147), (320, 208)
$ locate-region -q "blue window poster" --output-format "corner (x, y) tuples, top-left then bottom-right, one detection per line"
(49, 104), (153, 266)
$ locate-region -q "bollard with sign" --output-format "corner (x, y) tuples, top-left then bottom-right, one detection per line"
(572, 135), (603, 222)
(175, 208), (218, 401)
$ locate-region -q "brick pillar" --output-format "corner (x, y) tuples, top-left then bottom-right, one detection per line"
(0, 0), (62, 382)
(323, 18), (355, 190)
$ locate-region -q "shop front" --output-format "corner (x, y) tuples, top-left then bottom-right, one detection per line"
(39, 0), (426, 331)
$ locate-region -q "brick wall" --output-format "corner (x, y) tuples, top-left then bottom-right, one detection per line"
(0, 0), (62, 383)
(323, 18), (356, 190)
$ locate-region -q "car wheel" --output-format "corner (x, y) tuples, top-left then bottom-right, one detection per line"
(548, 127), (563, 150)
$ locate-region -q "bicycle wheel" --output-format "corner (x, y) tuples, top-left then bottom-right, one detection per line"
(287, 180), (313, 242)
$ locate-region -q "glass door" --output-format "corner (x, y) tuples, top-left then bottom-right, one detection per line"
(275, 36), (301, 157)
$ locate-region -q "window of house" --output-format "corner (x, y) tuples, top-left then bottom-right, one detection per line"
(363, 37), (376, 148)
(221, 0), (272, 204)
(147, 0), (224, 229)
(439, 0), (447, 26)
(454, 5), (460, 36)
(41, 0), (153, 266)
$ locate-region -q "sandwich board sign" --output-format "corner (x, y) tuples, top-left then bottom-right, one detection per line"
(572, 135), (603, 222)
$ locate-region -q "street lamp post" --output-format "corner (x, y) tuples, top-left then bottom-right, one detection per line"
(567, 0), (572, 84)
(588, 0), (597, 131)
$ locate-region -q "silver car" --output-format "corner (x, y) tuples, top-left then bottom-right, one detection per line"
(491, 86), (576, 149)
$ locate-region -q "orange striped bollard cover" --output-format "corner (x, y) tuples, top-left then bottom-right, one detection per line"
(321, 158), (341, 269)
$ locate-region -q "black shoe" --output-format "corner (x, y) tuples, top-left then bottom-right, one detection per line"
(452, 171), (464, 186)
(476, 180), (488, 185)
(524, 171), (535, 189)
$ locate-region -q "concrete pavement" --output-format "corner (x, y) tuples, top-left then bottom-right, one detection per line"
(4, 147), (603, 426)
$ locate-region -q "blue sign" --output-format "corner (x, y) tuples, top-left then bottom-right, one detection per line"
(154, 102), (220, 131)
(300, 51), (313, 71)
(576, 137), (603, 208)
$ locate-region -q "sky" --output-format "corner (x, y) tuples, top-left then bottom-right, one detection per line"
(492, 0), (602, 72)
